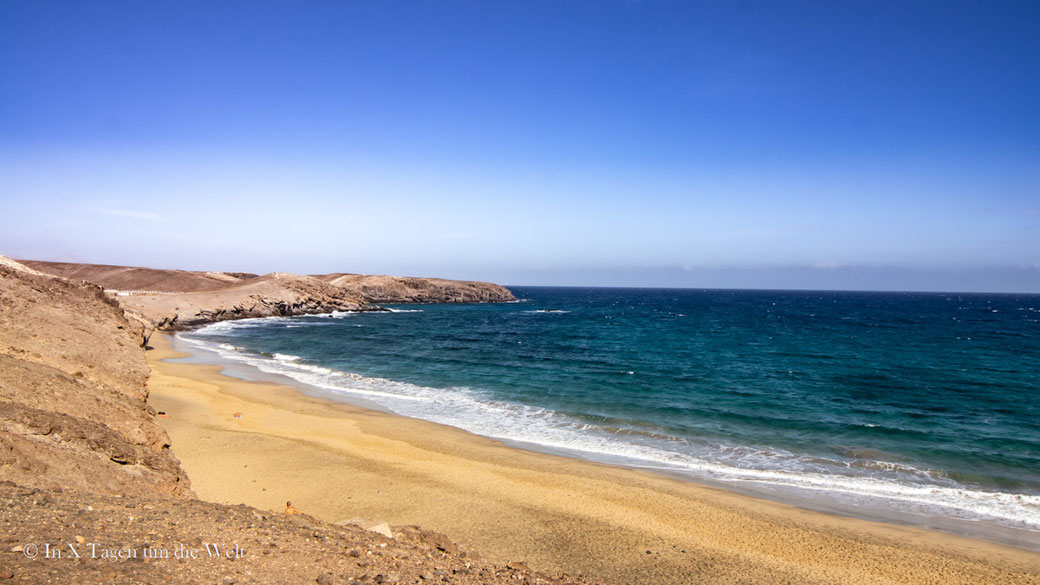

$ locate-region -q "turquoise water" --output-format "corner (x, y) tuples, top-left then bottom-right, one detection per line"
(180, 287), (1040, 543)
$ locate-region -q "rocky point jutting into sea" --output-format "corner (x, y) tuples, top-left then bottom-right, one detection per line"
(0, 256), (595, 585)
(18, 259), (516, 330)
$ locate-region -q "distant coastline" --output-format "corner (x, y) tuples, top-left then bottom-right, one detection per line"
(19, 259), (516, 330)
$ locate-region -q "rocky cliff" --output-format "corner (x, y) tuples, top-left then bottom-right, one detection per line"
(0, 259), (190, 498)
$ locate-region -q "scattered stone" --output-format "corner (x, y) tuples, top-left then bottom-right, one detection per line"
(421, 531), (459, 555)
(366, 522), (393, 539)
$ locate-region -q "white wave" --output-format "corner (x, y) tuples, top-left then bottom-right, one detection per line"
(193, 316), (315, 335)
(313, 310), (357, 318)
(178, 334), (425, 402)
(524, 309), (570, 314)
(176, 329), (1040, 532)
(385, 308), (424, 313)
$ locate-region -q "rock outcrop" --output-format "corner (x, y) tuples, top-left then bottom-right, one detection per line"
(115, 272), (380, 330)
(0, 258), (190, 498)
(315, 273), (516, 303)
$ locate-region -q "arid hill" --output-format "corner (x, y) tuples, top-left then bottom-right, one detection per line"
(0, 259), (190, 498)
(116, 272), (378, 330)
(19, 259), (258, 293)
(20, 259), (515, 331)
(315, 273), (516, 304)
(0, 257), (596, 585)
(22, 259), (517, 304)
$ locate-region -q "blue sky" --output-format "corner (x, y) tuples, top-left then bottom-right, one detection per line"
(1, 1), (1038, 291)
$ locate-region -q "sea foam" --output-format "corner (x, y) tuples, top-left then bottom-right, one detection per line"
(180, 318), (1040, 533)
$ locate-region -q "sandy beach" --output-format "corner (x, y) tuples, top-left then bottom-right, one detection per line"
(147, 333), (1040, 585)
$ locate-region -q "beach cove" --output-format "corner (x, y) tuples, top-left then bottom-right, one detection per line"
(147, 334), (1040, 585)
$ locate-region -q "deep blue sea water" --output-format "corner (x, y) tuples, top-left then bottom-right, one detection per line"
(179, 287), (1040, 545)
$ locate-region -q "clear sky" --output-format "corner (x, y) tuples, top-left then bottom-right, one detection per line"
(1, 1), (1038, 292)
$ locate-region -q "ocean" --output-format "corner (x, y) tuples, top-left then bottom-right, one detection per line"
(177, 287), (1040, 548)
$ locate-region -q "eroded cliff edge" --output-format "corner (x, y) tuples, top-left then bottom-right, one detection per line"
(0, 259), (190, 497)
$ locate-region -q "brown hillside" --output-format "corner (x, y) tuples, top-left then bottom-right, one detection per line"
(117, 272), (377, 330)
(22, 260), (517, 305)
(315, 273), (516, 303)
(0, 259), (190, 498)
(18, 259), (258, 292)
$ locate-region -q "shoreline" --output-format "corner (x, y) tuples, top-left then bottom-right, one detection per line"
(171, 324), (1040, 551)
(146, 333), (1040, 584)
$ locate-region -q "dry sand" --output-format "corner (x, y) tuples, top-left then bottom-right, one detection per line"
(146, 334), (1040, 585)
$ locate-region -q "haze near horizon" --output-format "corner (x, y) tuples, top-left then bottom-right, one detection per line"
(1, 1), (1038, 292)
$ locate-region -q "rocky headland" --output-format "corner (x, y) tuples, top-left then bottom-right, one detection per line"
(114, 273), (380, 331)
(313, 273), (516, 304)
(20, 260), (516, 332)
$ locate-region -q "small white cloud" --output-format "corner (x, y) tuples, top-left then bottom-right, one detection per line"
(86, 207), (163, 221)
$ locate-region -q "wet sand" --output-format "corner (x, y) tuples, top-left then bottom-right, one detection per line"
(147, 334), (1040, 584)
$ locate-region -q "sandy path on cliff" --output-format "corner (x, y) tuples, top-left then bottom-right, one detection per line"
(146, 335), (1040, 585)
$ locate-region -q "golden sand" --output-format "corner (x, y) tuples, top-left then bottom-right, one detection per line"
(147, 334), (1040, 584)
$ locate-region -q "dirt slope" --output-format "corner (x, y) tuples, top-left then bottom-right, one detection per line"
(0, 484), (599, 585)
(22, 260), (517, 304)
(0, 259), (190, 498)
(18, 260), (257, 293)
